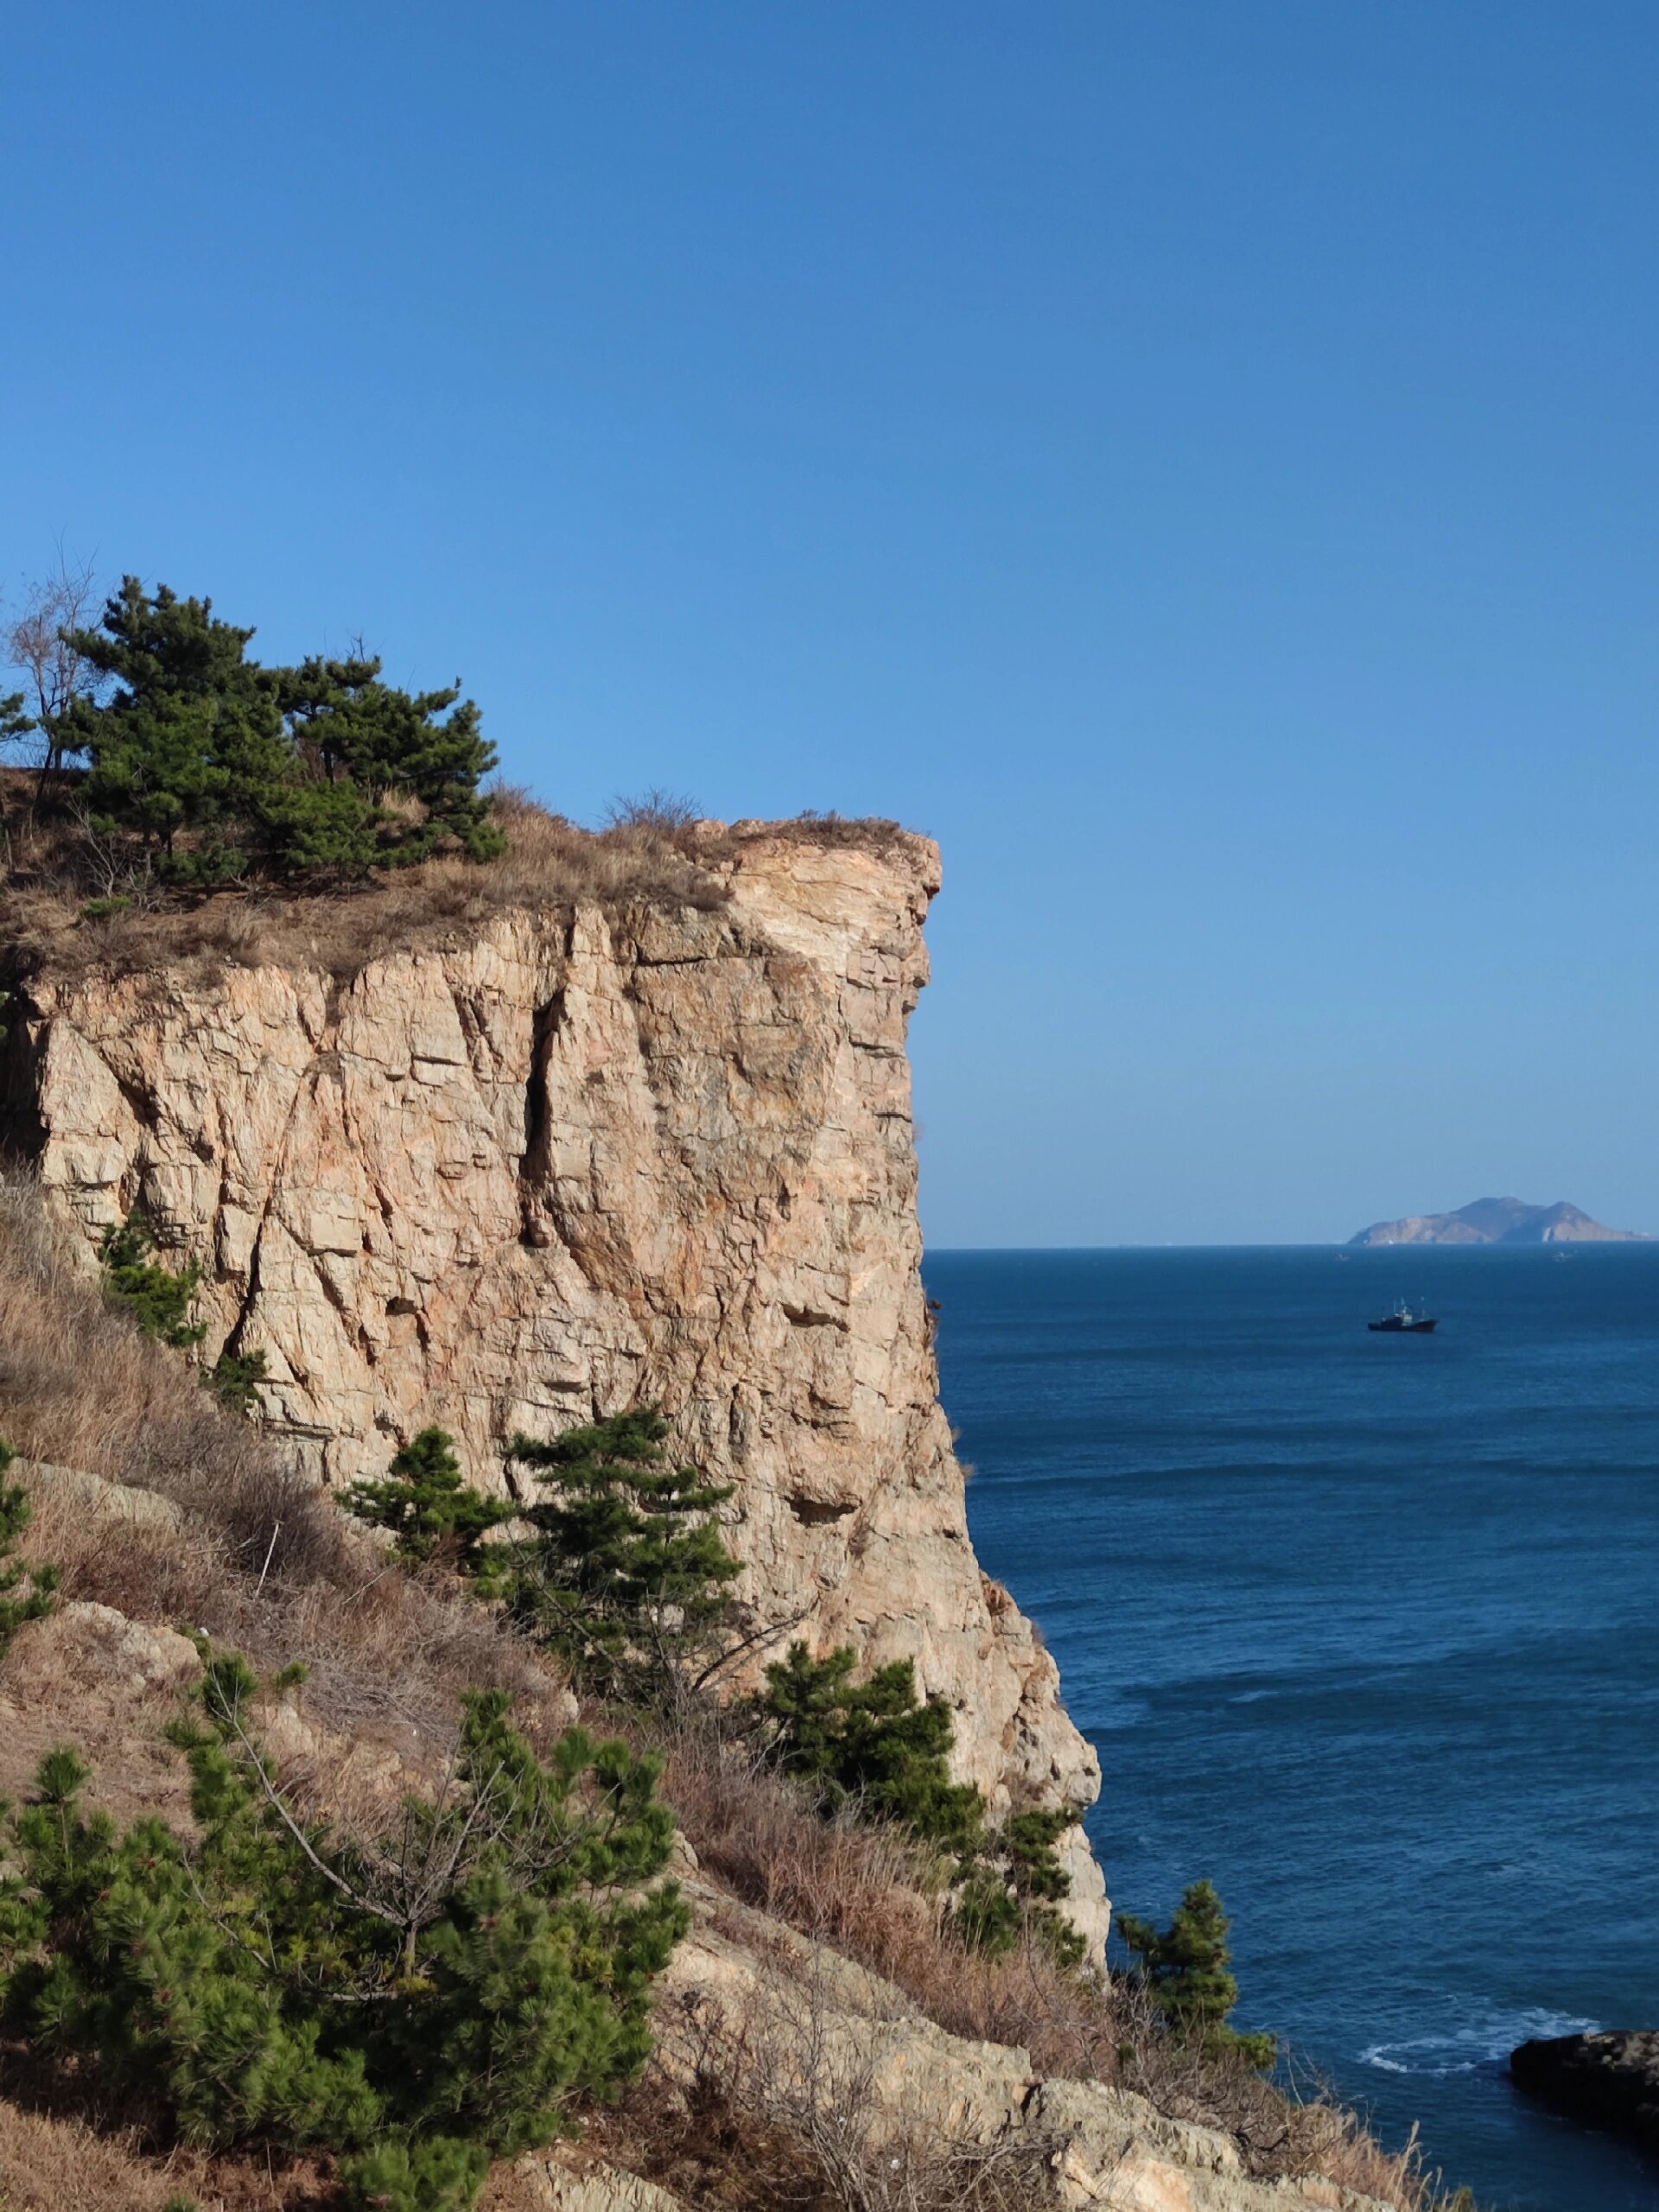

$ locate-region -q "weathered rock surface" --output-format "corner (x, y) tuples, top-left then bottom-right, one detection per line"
(3, 829), (1106, 1946)
(16, 1599), (200, 1696)
(17, 1456), (187, 1535)
(1510, 2030), (1659, 2151)
(648, 1874), (1399, 2212)
(512, 2154), (690, 2212)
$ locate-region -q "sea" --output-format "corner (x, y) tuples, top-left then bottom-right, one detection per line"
(925, 1244), (1659, 2212)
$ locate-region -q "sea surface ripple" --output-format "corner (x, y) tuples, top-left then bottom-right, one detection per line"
(927, 1243), (1659, 2212)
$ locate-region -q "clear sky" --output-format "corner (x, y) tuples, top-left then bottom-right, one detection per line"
(4, 3), (1656, 1244)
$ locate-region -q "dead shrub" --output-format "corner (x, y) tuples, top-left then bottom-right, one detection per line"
(733, 1959), (1058, 2212)
(659, 1717), (1122, 2082)
(639, 1953), (1058, 2212)
(607, 786), (704, 837)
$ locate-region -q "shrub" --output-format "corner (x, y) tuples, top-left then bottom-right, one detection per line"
(505, 1408), (742, 1707)
(1118, 1878), (1275, 2069)
(605, 788), (701, 833)
(345, 1426), (515, 1583)
(0, 1655), (687, 2210)
(0, 1440), (58, 1653)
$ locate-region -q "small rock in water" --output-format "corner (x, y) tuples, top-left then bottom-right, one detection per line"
(1510, 2031), (1659, 2150)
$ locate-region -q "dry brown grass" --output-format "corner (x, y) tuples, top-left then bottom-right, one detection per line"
(732, 809), (914, 855)
(657, 1722), (1461, 2210)
(662, 1719), (1118, 2082)
(0, 774), (921, 989)
(0, 2066), (336, 2209)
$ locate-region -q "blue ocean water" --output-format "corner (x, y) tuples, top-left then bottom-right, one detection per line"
(925, 1245), (1659, 2212)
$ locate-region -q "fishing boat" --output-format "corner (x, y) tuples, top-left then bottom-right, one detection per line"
(1368, 1300), (1438, 1334)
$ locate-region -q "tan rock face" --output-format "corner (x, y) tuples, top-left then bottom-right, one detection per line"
(4, 830), (1104, 1940)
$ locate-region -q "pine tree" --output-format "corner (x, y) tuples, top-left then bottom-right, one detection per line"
(1118, 1878), (1275, 2069)
(278, 658), (501, 861)
(0, 1444), (58, 1654)
(99, 1208), (205, 1348)
(57, 581), (503, 884)
(0, 691), (32, 753)
(504, 1409), (741, 1705)
(64, 579), (289, 873)
(247, 772), (382, 879)
(756, 1641), (1082, 1961)
(336, 2136), (490, 2212)
(345, 1427), (514, 1583)
(0, 1655), (688, 2210)
(758, 1642), (984, 1853)
(0, 690), (33, 849)
(207, 1345), (269, 1418)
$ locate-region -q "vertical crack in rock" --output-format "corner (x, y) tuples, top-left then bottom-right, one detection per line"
(518, 985), (568, 1241)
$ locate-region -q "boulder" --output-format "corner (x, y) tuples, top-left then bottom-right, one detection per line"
(12, 1600), (200, 1695)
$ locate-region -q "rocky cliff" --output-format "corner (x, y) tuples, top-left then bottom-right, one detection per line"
(1, 824), (1106, 1944)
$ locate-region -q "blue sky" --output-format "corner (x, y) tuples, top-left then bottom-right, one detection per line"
(4, 3), (1656, 1243)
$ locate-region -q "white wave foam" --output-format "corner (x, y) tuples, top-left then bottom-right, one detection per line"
(1360, 2008), (1600, 2077)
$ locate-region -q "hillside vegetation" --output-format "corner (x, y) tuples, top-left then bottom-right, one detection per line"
(0, 1173), (1466, 2212)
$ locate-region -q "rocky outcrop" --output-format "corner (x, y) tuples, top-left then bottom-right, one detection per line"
(646, 1874), (1399, 2212)
(514, 2158), (690, 2212)
(0, 1595), (204, 1835)
(2, 827), (1106, 1946)
(1510, 2031), (1659, 2152)
(19, 1457), (187, 1537)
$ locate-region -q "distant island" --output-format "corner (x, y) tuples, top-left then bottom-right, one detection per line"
(1348, 1196), (1652, 1247)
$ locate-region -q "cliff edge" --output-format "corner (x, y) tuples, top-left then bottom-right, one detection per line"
(1, 822), (1106, 1945)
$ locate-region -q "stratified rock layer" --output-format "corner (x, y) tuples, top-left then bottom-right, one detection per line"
(4, 829), (1105, 1941)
